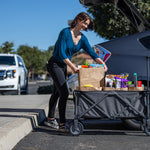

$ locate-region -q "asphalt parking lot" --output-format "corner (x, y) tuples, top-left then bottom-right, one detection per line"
(13, 102), (150, 150)
(1, 80), (150, 150)
(12, 81), (150, 150)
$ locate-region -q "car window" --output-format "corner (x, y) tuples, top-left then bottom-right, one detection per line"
(0, 56), (16, 65)
(139, 35), (150, 50)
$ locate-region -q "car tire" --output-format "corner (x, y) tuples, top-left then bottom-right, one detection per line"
(24, 83), (28, 94)
(121, 119), (141, 130)
(22, 80), (28, 95)
(16, 82), (21, 95)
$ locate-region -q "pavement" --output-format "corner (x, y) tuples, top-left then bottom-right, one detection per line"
(0, 94), (74, 150)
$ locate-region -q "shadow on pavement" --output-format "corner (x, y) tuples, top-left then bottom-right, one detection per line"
(33, 118), (141, 136)
(0, 108), (47, 128)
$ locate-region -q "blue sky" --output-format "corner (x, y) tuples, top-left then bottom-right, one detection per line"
(0, 0), (106, 51)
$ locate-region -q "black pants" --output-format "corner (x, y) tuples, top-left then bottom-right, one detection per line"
(47, 57), (69, 124)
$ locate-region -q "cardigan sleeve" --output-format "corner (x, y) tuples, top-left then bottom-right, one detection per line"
(82, 35), (99, 60)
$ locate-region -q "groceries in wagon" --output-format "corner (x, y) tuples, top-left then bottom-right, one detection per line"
(77, 64), (104, 91)
(128, 73), (144, 91)
(78, 63), (104, 69)
(104, 74), (128, 91)
(104, 73), (144, 91)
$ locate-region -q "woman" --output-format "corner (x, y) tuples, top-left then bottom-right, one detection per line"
(44, 12), (108, 132)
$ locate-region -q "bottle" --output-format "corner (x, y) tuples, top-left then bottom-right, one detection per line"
(133, 73), (137, 87)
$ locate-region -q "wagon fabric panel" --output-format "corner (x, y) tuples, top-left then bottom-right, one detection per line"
(76, 91), (145, 119)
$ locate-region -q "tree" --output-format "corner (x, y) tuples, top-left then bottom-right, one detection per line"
(0, 41), (15, 53)
(47, 45), (54, 53)
(17, 46), (41, 80)
(17, 45), (53, 80)
(42, 50), (52, 72)
(86, 0), (150, 40)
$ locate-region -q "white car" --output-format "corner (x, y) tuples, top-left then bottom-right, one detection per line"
(0, 53), (28, 95)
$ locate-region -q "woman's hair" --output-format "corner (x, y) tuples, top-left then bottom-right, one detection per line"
(70, 12), (94, 31)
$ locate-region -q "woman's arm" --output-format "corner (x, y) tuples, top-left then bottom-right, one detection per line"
(81, 36), (108, 72)
(63, 58), (79, 73)
(64, 58), (107, 73)
(95, 58), (108, 72)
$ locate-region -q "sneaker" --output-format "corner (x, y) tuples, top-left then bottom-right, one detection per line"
(58, 124), (69, 132)
(44, 118), (59, 129)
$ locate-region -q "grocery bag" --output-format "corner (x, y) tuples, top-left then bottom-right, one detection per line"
(78, 67), (105, 88)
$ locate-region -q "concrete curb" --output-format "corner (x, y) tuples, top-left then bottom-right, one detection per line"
(0, 95), (49, 150)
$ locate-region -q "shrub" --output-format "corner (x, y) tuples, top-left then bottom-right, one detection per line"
(37, 85), (53, 94)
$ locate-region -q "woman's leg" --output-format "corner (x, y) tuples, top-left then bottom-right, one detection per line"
(58, 82), (69, 124)
(48, 64), (69, 124)
(48, 83), (59, 118)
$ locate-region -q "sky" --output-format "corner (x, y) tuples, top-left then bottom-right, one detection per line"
(0, 0), (106, 51)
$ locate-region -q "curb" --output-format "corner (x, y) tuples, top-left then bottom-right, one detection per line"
(0, 98), (49, 150)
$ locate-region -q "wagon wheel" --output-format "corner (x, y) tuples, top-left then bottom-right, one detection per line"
(69, 121), (84, 136)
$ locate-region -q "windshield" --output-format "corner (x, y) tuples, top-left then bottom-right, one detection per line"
(0, 56), (16, 65)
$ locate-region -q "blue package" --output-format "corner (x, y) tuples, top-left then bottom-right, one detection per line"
(89, 64), (104, 68)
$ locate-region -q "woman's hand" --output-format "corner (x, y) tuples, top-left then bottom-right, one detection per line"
(103, 64), (108, 72)
(72, 66), (79, 73)
(63, 58), (79, 73)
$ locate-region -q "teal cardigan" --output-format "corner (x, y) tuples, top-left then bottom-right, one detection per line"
(53, 27), (99, 63)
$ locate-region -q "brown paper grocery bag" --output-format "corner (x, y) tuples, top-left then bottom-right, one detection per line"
(78, 67), (105, 88)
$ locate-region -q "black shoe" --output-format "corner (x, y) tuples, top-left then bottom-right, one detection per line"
(58, 124), (69, 132)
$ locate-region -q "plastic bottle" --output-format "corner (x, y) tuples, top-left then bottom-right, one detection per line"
(133, 73), (137, 87)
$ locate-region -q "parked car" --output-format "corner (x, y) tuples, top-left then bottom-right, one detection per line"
(0, 53), (28, 95)
(99, 30), (150, 81)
